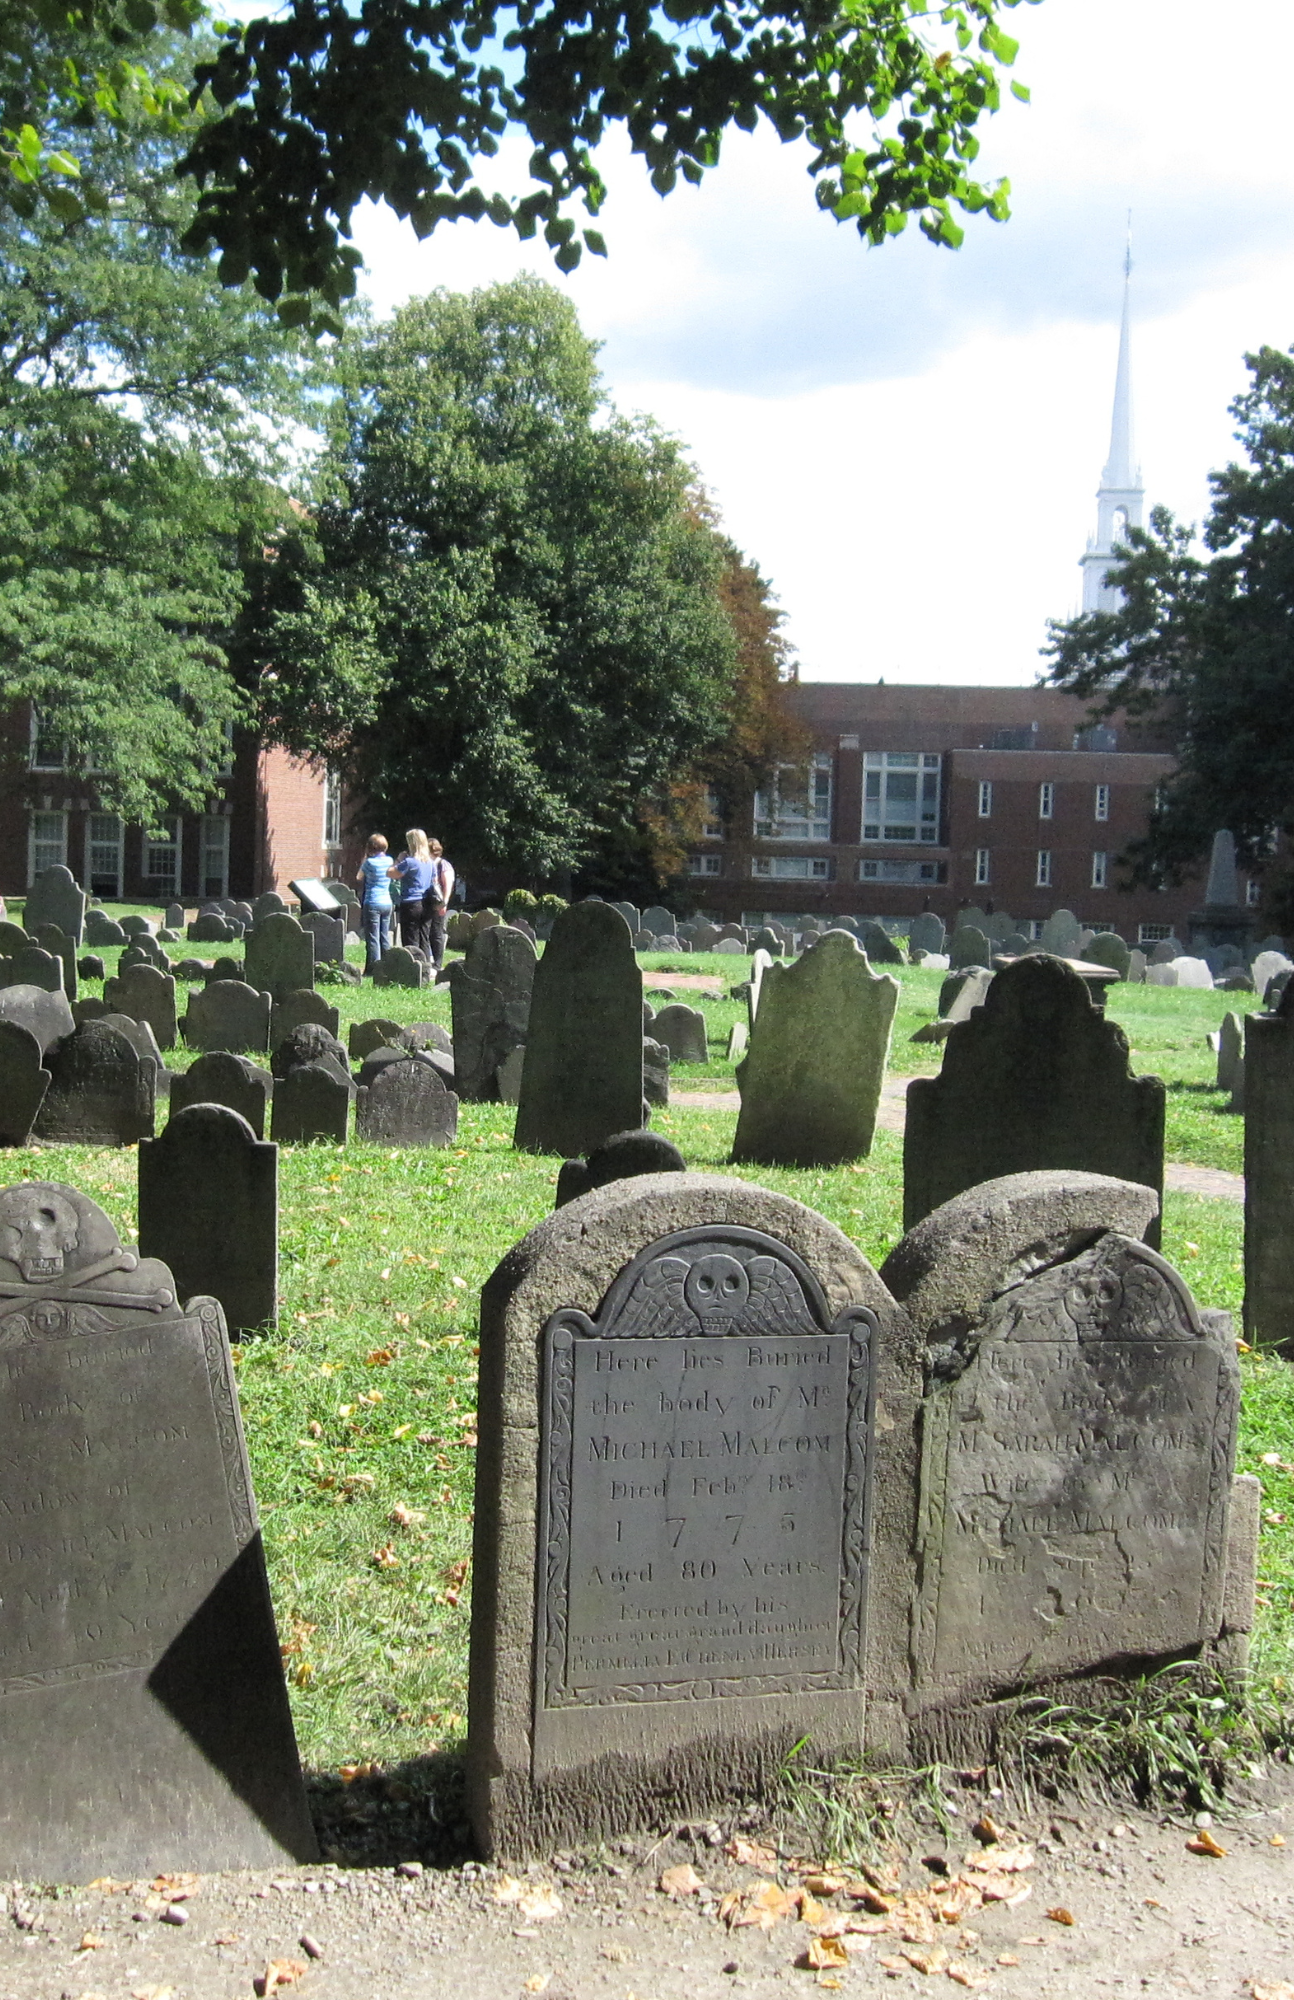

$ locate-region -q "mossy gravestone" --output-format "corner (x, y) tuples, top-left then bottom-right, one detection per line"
(449, 923), (536, 1101)
(0, 1180), (314, 1876)
(183, 980), (271, 1055)
(103, 961), (178, 1051)
(139, 1105), (278, 1335)
(514, 902), (643, 1157)
(732, 931), (898, 1167)
(34, 1020), (155, 1145)
(904, 955), (1164, 1246)
(244, 913), (315, 1000)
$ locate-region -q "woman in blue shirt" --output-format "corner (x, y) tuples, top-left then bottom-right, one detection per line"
(356, 832), (395, 970)
(392, 828), (435, 959)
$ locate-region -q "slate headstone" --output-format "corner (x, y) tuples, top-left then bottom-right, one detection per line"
(1040, 907), (1082, 957)
(171, 1051), (273, 1139)
(244, 913), (315, 1000)
(1150, 937), (1183, 965)
(555, 1128), (687, 1205)
(174, 957), (210, 981)
(641, 905), (674, 936)
(271, 1061), (350, 1143)
(947, 925), (990, 971)
(251, 892), (288, 923)
(1250, 951), (1293, 999)
(23, 864), (86, 945)
(954, 906), (988, 934)
(102, 960), (178, 1050)
(0, 982), (75, 1055)
(496, 1046), (526, 1103)
(205, 954), (243, 984)
(100, 1013), (166, 1085)
(271, 1022), (349, 1083)
(372, 945), (429, 988)
(84, 909), (127, 948)
(515, 903), (643, 1157)
(1128, 948), (1148, 982)
(714, 937), (744, 955)
(355, 1056), (459, 1145)
(0, 945), (63, 994)
(642, 1035), (669, 1108)
(1216, 1011), (1244, 1096)
(77, 953), (106, 982)
(349, 1017), (408, 1062)
(270, 988), (341, 1046)
(1170, 955), (1215, 989)
(909, 913), (945, 957)
(120, 935), (169, 975)
(182, 980), (271, 1055)
(188, 911), (237, 944)
(1085, 931), (1132, 979)
(31, 921), (76, 1000)
(0, 920), (29, 957)
(0, 1020), (51, 1144)
(0, 1178), (314, 1876)
(299, 910), (346, 963)
(449, 924), (537, 1101)
(165, 901), (185, 931)
(33, 1019), (155, 1145)
(1243, 985), (1294, 1347)
(651, 1003), (709, 1063)
(139, 1104), (278, 1335)
(727, 1019), (748, 1063)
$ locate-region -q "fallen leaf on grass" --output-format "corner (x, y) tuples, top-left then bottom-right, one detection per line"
(366, 1346), (397, 1365)
(371, 1542), (400, 1569)
(802, 1935), (849, 1970)
(963, 1844), (1033, 1874)
(390, 1503), (426, 1528)
(1045, 1907), (1075, 1926)
(1186, 1829), (1227, 1858)
(338, 1759), (379, 1783)
(659, 1863), (705, 1900)
(255, 1963), (307, 1997)
(726, 1835), (779, 1871)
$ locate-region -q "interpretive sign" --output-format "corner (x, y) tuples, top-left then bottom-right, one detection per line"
(538, 1227), (873, 1708)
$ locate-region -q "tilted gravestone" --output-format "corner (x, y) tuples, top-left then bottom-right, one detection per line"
(912, 968), (992, 1044)
(102, 960), (178, 1050)
(139, 1104), (278, 1335)
(467, 1175), (896, 1857)
(908, 913), (945, 957)
(244, 913), (315, 1000)
(355, 1056), (459, 1145)
(182, 980), (271, 1055)
(23, 864), (86, 945)
(732, 931), (898, 1167)
(170, 1051), (272, 1139)
(1216, 1010), (1244, 1096)
(299, 910), (346, 963)
(0, 982), (74, 1055)
(0, 1179), (314, 1875)
(34, 1020), (154, 1145)
(947, 924), (990, 971)
(904, 955), (1164, 1244)
(515, 903), (643, 1157)
(449, 924), (536, 1101)
(349, 1017), (407, 1062)
(1244, 984), (1294, 1348)
(31, 921), (76, 1000)
(372, 945), (430, 988)
(270, 987), (341, 1046)
(0, 945), (63, 995)
(271, 1061), (350, 1143)
(1085, 931), (1132, 979)
(1040, 907), (1082, 957)
(651, 1003), (709, 1064)
(0, 1020), (51, 1143)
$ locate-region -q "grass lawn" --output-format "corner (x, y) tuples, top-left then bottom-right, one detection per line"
(8, 916), (1290, 1792)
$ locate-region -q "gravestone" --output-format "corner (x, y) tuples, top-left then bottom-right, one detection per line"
(0, 920), (29, 957)
(182, 980), (271, 1054)
(651, 1003), (709, 1064)
(288, 878), (342, 914)
(372, 945), (429, 988)
(1150, 937), (1183, 965)
(449, 924), (537, 1100)
(983, 912), (1014, 945)
(0, 1021), (51, 1143)
(1171, 955), (1215, 989)
(714, 937), (743, 955)
(912, 969), (992, 1044)
(1128, 947), (1148, 982)
(1086, 931), (1132, 979)
(0, 945), (63, 994)
(904, 955), (1164, 1244)
(271, 1022), (349, 1083)
(24, 864), (86, 945)
(1147, 963), (1179, 987)
(349, 1017), (408, 1062)
(72, 997), (107, 1023)
(447, 913), (473, 952)
(171, 1051), (272, 1138)
(270, 988), (341, 1046)
(1243, 984), (1294, 1347)
(632, 928), (656, 950)
(165, 901), (185, 930)
(732, 931), (898, 1167)
(139, 1105), (278, 1335)
(954, 906), (988, 934)
(188, 911), (237, 944)
(470, 908), (503, 937)
(727, 1019), (748, 1063)
(174, 957), (209, 981)
(747, 947), (774, 1026)
(999, 932), (1031, 959)
(244, 913), (315, 1000)
(909, 913), (945, 957)
(406, 1020), (453, 1054)
(84, 909), (127, 948)
(205, 954), (243, 983)
(0, 1178), (314, 1875)
(750, 926), (785, 957)
(252, 891), (289, 922)
(1040, 907), (1082, 957)
(947, 925), (990, 971)
(271, 1061), (350, 1143)
(642, 1036), (669, 1108)
(467, 1175), (894, 1857)
(100, 1013), (165, 1086)
(300, 910), (346, 963)
(120, 935), (169, 974)
(554, 1128), (687, 1205)
(642, 905), (674, 936)
(1250, 950), (1293, 999)
(0, 982), (74, 1055)
(496, 1045), (526, 1103)
(691, 921), (722, 952)
(858, 921), (903, 966)
(609, 903), (640, 933)
(31, 922), (76, 1000)
(881, 1170), (1246, 1723)
(515, 903), (643, 1157)
(102, 960), (178, 1050)
(119, 914), (153, 937)
(77, 953), (105, 982)
(355, 1056), (459, 1145)
(33, 1020), (155, 1145)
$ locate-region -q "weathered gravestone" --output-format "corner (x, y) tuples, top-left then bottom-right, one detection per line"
(165, 901), (185, 931)
(642, 1035), (669, 1108)
(0, 945), (63, 995)
(651, 1003), (709, 1064)
(0, 1020), (51, 1143)
(34, 1020), (155, 1144)
(349, 1017), (407, 1062)
(1085, 931), (1132, 979)
(954, 906), (988, 935)
(514, 903), (643, 1157)
(727, 1019), (748, 1063)
(182, 979), (271, 1054)
(1243, 983), (1294, 1348)
(496, 1045), (526, 1103)
(271, 1061), (350, 1144)
(299, 910), (346, 963)
(271, 1022), (349, 1082)
(911, 968), (992, 1045)
(732, 931), (898, 1167)
(1172, 955), (1215, 989)
(205, 954), (244, 983)
(860, 922), (904, 966)
(470, 907), (503, 937)
(77, 953), (105, 982)
(188, 911), (237, 945)
(880, 1170), (1253, 1739)
(118, 914), (153, 937)
(908, 913), (945, 957)
(0, 981), (74, 1054)
(1128, 947), (1148, 982)
(100, 1013), (166, 1088)
(1150, 937), (1183, 965)
(1216, 1011), (1244, 1096)
(747, 947), (774, 1027)
(714, 937), (744, 955)
(170, 1051), (272, 1138)
(244, 913), (315, 1000)
(904, 955), (1165, 1244)
(947, 925), (990, 971)
(23, 864), (86, 945)
(251, 891), (288, 923)
(84, 908), (127, 948)
(102, 960), (177, 1050)
(641, 905), (674, 937)
(139, 1105), (278, 1335)
(0, 919), (29, 957)
(355, 1056), (459, 1145)
(448, 924), (536, 1100)
(0, 1179), (314, 1875)
(31, 921), (76, 1000)
(119, 935), (169, 975)
(270, 987), (341, 1046)
(1251, 950), (1294, 1000)
(372, 945), (429, 988)
(467, 1175), (896, 1856)
(554, 1129), (687, 1206)
(1040, 907), (1082, 957)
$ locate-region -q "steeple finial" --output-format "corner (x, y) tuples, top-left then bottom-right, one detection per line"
(1079, 230), (1146, 614)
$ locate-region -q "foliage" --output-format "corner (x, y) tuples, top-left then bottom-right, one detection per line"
(1043, 346), (1294, 927)
(250, 275), (740, 878)
(0, 22), (319, 825)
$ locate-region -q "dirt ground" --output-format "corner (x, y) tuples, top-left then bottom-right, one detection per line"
(7, 1769), (1294, 2000)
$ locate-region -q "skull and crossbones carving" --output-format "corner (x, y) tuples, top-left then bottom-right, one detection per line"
(0, 1188), (80, 1283)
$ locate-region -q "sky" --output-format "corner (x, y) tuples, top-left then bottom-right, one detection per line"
(346, 0), (1294, 687)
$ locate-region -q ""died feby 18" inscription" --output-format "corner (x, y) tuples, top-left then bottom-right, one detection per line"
(538, 1228), (873, 1706)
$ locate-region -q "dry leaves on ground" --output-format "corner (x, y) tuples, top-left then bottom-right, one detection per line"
(492, 1877), (564, 1923)
(1045, 1906), (1076, 1926)
(801, 1935), (851, 1970)
(963, 1844), (1034, 1874)
(1187, 1829), (1228, 1858)
(658, 1863), (706, 1900)
(523, 1977), (551, 1994)
(255, 1963), (307, 1997)
(150, 1873), (199, 1902)
(1250, 1982), (1294, 2000)
(726, 1836), (779, 1871)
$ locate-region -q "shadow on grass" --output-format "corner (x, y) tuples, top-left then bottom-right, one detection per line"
(307, 1746), (473, 1868)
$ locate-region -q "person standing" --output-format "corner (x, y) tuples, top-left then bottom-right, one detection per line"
(357, 832), (395, 971)
(392, 828), (435, 957)
(426, 838), (454, 971)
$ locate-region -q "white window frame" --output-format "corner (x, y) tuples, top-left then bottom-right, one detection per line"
(28, 809), (67, 883)
(688, 854), (722, 877)
(975, 848), (991, 886)
(751, 856), (833, 881)
(977, 780), (993, 818)
(143, 816), (182, 895)
(1094, 783), (1110, 822)
(861, 751), (942, 845)
(323, 766), (343, 851)
(1091, 850), (1108, 889)
(201, 814), (230, 900)
(1036, 849), (1052, 888)
(1139, 922), (1172, 944)
(84, 813), (124, 900)
(1038, 781), (1054, 820)
(28, 708), (65, 772)
(753, 756), (833, 842)
(701, 787), (725, 841)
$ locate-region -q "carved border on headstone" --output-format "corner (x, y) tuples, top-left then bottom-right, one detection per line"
(192, 1295), (258, 1544)
(537, 1224), (874, 1708)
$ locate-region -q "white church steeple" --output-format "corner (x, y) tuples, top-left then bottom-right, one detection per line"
(1080, 230), (1144, 614)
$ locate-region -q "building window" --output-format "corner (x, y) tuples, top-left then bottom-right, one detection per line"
(1038, 782), (1054, 820)
(862, 752), (941, 844)
(1036, 849), (1052, 888)
(323, 767), (343, 851)
(1091, 850), (1108, 889)
(1094, 783), (1110, 821)
(1139, 922), (1173, 944)
(144, 817), (181, 894)
(975, 848), (991, 886)
(858, 858), (946, 884)
(201, 815), (230, 899)
(28, 708), (65, 771)
(701, 787), (725, 840)
(688, 854), (722, 877)
(28, 809), (67, 881)
(751, 856), (834, 881)
(753, 757), (832, 841)
(1247, 879), (1262, 908)
(85, 814), (123, 899)
(977, 780), (993, 818)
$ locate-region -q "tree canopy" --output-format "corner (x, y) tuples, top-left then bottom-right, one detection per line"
(1043, 344), (1294, 923)
(0, 24), (318, 824)
(246, 274), (752, 878)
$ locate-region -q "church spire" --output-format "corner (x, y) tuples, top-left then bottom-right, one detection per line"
(1081, 223), (1145, 614)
